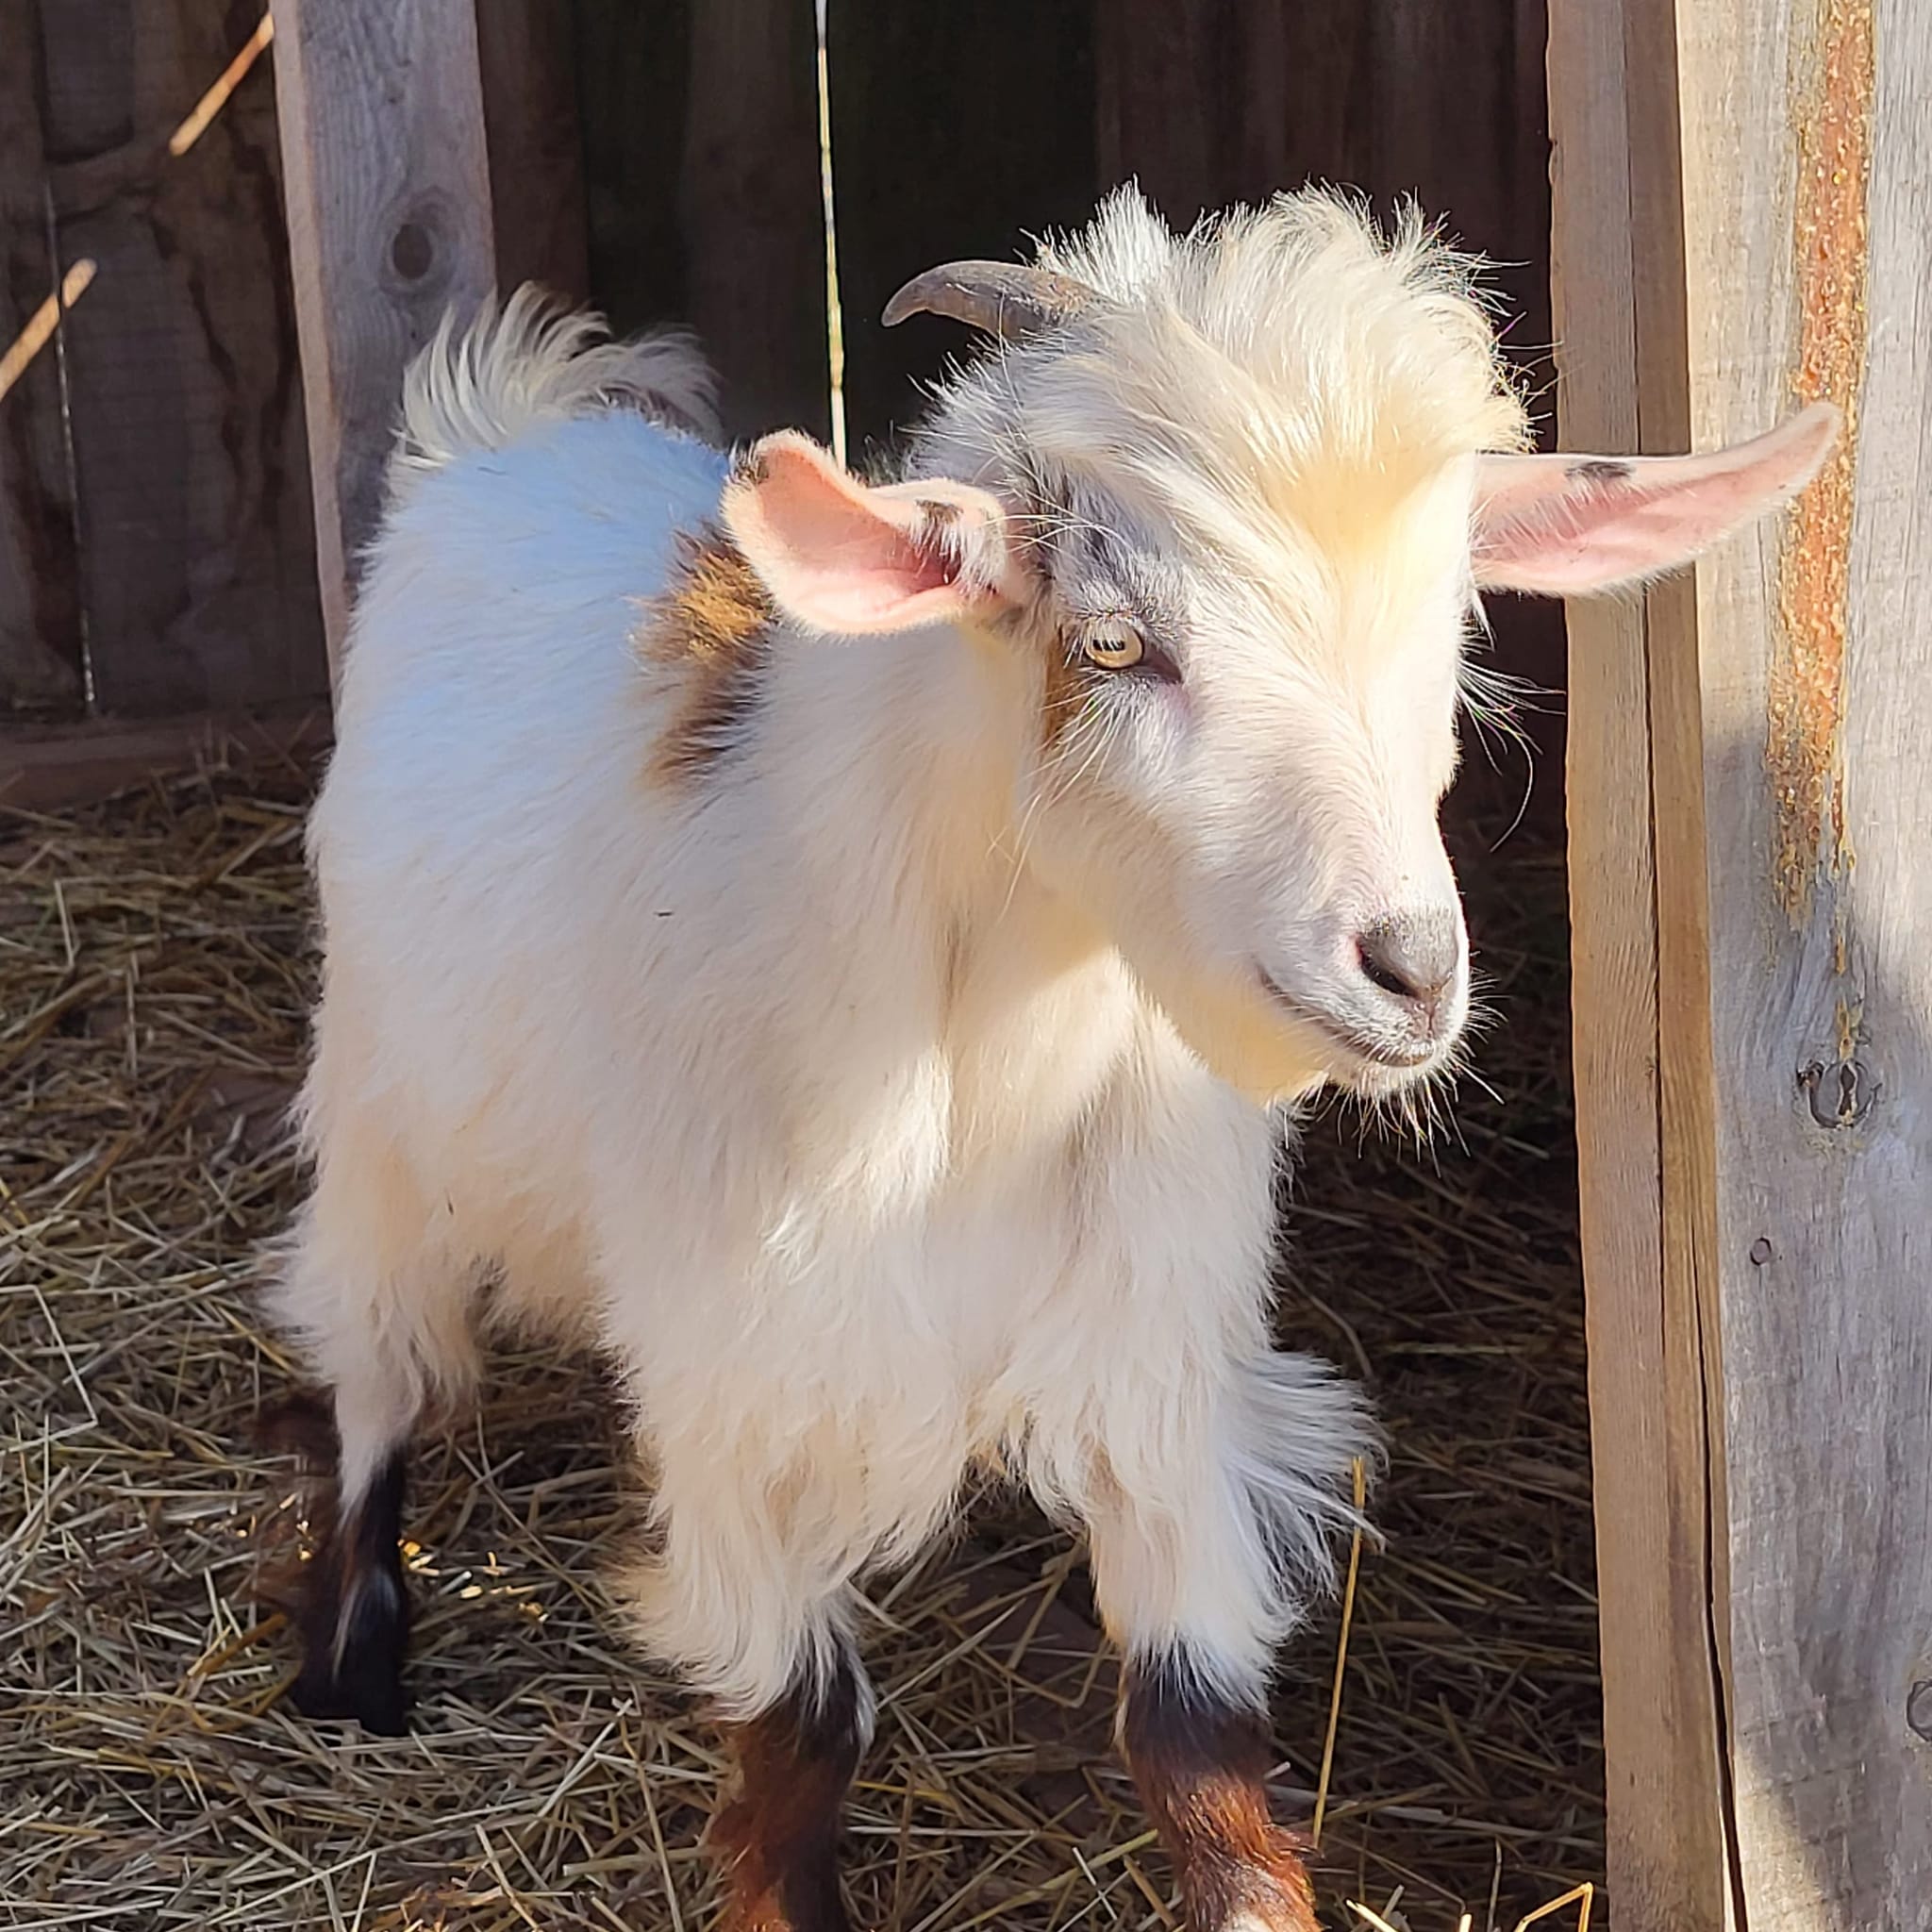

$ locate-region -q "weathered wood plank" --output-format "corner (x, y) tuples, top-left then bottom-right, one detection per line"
(1553, 0), (1932, 1924)
(476, 1), (590, 302)
(1544, 1), (1734, 1921)
(270, 0), (495, 674)
(1683, 2), (1932, 1926)
(32, 1), (326, 717)
(0, 699), (329, 810)
(0, 0), (83, 715)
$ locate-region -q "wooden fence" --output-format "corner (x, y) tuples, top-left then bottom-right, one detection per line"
(1550, 4), (1930, 1926)
(0, 2), (325, 723)
(0, 0), (1561, 830)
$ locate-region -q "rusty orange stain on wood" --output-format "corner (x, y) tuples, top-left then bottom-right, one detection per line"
(1769, 0), (1873, 924)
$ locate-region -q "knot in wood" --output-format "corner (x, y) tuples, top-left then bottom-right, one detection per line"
(1907, 1679), (1932, 1743)
(1798, 1055), (1875, 1129)
(381, 194), (459, 299)
(390, 221), (434, 283)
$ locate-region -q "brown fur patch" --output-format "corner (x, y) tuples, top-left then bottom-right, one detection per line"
(642, 526), (775, 786)
(710, 1657), (863, 1932)
(1122, 1666), (1319, 1932)
(1040, 634), (1090, 756)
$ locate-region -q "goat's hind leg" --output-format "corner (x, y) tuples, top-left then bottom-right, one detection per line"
(267, 1157), (471, 1735)
(288, 1377), (416, 1735)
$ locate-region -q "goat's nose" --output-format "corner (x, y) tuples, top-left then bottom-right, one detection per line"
(1355, 908), (1461, 1013)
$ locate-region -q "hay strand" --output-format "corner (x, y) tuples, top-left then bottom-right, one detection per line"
(1312, 1455), (1368, 1848)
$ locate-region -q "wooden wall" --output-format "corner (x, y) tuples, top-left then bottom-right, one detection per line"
(1552, 0), (1931, 1924)
(4, 0), (1560, 833)
(0, 0), (326, 723)
(574, 0), (828, 446)
(0, 13), (80, 714)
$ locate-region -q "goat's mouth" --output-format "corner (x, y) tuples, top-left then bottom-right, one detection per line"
(1255, 971), (1441, 1075)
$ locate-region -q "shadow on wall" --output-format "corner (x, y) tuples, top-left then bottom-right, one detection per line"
(1697, 691), (1932, 1932)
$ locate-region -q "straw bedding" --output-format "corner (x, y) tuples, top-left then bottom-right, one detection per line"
(0, 758), (1600, 1931)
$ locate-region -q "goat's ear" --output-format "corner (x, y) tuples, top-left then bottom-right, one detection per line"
(1472, 402), (1839, 595)
(721, 431), (1020, 634)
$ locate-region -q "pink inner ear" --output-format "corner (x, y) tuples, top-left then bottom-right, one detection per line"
(760, 470), (957, 625)
(726, 435), (993, 635)
(1474, 472), (1741, 588)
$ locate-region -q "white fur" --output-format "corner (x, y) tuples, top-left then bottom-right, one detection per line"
(388, 286), (720, 508)
(270, 193), (1541, 1721)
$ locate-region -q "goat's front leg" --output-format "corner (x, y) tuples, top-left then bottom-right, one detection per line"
(711, 1643), (867, 1932)
(1084, 1353), (1370, 1932)
(1119, 1660), (1316, 1932)
(619, 1459), (871, 1932)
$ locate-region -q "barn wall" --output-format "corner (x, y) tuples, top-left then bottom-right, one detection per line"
(3, 0), (1559, 817)
(0, 0), (326, 723)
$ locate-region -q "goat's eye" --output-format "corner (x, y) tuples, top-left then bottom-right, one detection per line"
(1079, 625), (1146, 672)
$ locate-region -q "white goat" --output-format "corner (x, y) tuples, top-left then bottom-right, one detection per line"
(271, 190), (1832, 1932)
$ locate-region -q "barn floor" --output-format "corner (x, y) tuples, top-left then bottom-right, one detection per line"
(0, 764), (1601, 1932)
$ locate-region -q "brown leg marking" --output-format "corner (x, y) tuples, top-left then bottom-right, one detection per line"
(711, 1649), (865, 1932)
(1122, 1662), (1318, 1932)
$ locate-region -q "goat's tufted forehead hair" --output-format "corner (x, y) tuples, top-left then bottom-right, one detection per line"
(913, 187), (1529, 557)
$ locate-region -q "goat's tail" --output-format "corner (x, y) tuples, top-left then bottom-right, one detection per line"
(388, 286), (722, 506)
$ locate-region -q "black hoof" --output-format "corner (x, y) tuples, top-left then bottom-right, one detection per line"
(291, 1643), (409, 1736)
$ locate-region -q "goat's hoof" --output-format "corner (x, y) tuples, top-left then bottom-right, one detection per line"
(289, 1654), (409, 1736)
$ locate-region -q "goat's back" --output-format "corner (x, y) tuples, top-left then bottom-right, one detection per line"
(305, 358), (736, 1260)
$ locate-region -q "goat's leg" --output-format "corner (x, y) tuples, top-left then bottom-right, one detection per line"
(1080, 1353), (1368, 1932)
(1119, 1658), (1317, 1932)
(267, 1137), (471, 1735)
(1089, 1489), (1322, 1932)
(289, 1370), (417, 1735)
(711, 1639), (868, 1932)
(619, 1450), (872, 1932)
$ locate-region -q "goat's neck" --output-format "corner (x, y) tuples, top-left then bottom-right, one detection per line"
(748, 617), (1149, 1156)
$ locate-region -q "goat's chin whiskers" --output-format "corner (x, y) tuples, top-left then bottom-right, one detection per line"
(1333, 1026), (1475, 1156)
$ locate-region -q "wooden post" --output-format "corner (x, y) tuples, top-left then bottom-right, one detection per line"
(1549, 2), (1932, 1926)
(269, 0), (495, 676)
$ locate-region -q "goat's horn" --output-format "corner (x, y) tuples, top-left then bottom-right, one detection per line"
(881, 260), (1093, 337)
